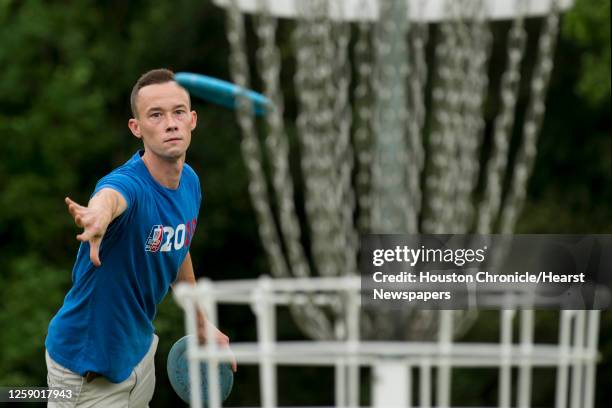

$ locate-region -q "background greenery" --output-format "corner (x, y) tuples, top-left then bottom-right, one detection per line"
(0, 0), (609, 406)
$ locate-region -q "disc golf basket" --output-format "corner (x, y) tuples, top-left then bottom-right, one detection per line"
(173, 0), (601, 407)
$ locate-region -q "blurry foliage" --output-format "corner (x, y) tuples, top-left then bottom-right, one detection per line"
(563, 0), (611, 107)
(0, 255), (69, 385)
(518, 0), (611, 238)
(0, 0), (610, 406)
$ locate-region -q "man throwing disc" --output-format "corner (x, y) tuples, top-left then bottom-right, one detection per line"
(45, 68), (235, 407)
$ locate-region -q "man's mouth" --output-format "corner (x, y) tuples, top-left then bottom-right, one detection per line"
(165, 137), (182, 143)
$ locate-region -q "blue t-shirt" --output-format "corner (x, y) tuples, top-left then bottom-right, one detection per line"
(45, 151), (201, 383)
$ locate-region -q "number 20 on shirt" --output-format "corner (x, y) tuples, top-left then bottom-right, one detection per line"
(144, 220), (197, 253)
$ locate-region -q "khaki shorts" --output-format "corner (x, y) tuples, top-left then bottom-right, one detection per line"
(45, 334), (158, 408)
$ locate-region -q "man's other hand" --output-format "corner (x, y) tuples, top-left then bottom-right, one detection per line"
(198, 323), (237, 373)
(65, 196), (111, 267)
(65, 189), (126, 267)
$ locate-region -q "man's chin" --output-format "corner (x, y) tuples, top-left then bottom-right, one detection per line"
(165, 151), (186, 161)
(143, 143), (189, 162)
(155, 148), (186, 162)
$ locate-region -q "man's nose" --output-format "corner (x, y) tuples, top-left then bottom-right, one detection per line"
(164, 113), (179, 130)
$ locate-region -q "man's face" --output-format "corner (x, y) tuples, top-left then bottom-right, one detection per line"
(128, 81), (196, 161)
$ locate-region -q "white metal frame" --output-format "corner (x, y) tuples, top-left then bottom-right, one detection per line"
(173, 276), (600, 408)
(212, 0), (574, 22)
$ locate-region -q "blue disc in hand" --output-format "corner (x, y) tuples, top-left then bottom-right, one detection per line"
(167, 335), (234, 405)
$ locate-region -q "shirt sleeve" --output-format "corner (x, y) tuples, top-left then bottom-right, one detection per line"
(92, 170), (138, 210)
(185, 164), (202, 210)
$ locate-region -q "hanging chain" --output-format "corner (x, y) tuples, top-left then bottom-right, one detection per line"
(451, 0), (492, 233)
(370, 0), (412, 233)
(255, 0), (310, 279)
(226, 0), (288, 279)
(294, 0), (345, 278)
(444, 0), (471, 233)
(405, 0), (428, 233)
(422, 0), (461, 233)
(477, 0), (528, 234)
(328, 2), (359, 277)
(251, 0), (338, 340)
(500, 0), (561, 233)
(354, 11), (375, 232)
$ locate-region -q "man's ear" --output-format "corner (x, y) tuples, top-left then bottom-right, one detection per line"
(190, 110), (197, 131)
(128, 118), (142, 139)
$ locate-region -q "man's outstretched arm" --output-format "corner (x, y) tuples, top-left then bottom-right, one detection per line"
(173, 252), (237, 372)
(65, 188), (127, 267)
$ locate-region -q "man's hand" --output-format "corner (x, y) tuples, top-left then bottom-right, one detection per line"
(198, 317), (237, 373)
(65, 189), (126, 267)
(65, 196), (111, 267)
(175, 253), (237, 372)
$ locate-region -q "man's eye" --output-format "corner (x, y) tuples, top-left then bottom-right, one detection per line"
(175, 110), (186, 115)
(150, 113), (161, 118)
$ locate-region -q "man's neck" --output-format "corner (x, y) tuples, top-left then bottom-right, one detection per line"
(141, 150), (184, 190)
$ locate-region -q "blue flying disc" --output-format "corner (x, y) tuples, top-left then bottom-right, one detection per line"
(167, 335), (234, 405)
(176, 72), (270, 116)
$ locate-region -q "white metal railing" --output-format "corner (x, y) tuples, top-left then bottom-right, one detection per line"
(173, 276), (600, 408)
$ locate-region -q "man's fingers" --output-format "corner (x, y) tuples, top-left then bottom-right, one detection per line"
(214, 330), (236, 372)
(65, 197), (84, 208)
(197, 332), (237, 372)
(69, 204), (83, 215)
(218, 334), (230, 347)
(67, 203), (78, 217)
(65, 197), (83, 212)
(89, 239), (102, 267)
(219, 335), (236, 371)
(66, 197), (86, 224)
(230, 353), (237, 372)
(76, 230), (102, 267)
(76, 229), (92, 242)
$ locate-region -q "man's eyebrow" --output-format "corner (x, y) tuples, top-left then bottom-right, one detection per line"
(145, 104), (188, 114)
(146, 106), (163, 114)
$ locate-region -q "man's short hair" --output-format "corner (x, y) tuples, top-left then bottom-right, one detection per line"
(130, 68), (189, 117)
